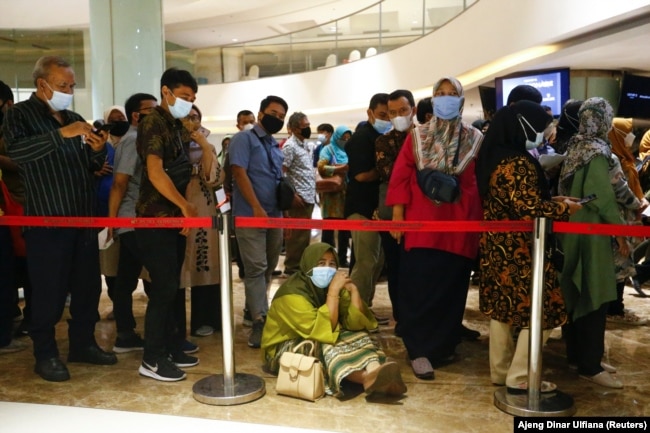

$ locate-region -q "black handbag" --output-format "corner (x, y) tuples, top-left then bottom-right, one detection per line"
(416, 134), (461, 204)
(164, 131), (191, 194)
(276, 177), (296, 211)
(416, 169), (460, 203)
(260, 134), (295, 211)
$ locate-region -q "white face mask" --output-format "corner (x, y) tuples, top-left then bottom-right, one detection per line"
(242, 123), (254, 131)
(616, 128), (636, 148)
(166, 92), (193, 119)
(317, 133), (327, 143)
(391, 114), (412, 132)
(518, 115), (544, 150)
(44, 82), (73, 111)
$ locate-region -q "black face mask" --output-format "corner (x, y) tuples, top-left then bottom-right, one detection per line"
(261, 113), (284, 135)
(109, 121), (130, 137)
(300, 126), (311, 139)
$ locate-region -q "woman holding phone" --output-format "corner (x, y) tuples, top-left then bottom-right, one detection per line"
(558, 97), (627, 389)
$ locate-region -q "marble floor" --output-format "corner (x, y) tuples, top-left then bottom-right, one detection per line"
(1, 258), (649, 433)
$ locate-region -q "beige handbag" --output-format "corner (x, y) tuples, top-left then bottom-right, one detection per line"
(276, 340), (325, 401)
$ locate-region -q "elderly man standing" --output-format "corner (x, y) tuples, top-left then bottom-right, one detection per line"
(281, 111), (316, 276)
(229, 95), (288, 348)
(3, 56), (117, 382)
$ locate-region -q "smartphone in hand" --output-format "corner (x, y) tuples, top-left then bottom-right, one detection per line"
(578, 194), (597, 205)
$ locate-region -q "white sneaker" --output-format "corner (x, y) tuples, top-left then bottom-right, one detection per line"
(579, 371), (623, 389)
(194, 326), (214, 337)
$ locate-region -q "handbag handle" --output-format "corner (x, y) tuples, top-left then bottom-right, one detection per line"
(291, 340), (316, 357)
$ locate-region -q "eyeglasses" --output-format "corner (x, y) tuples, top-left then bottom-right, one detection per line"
(186, 114), (201, 122)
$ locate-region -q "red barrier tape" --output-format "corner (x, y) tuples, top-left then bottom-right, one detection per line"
(0, 215), (213, 229)
(2, 215), (650, 237)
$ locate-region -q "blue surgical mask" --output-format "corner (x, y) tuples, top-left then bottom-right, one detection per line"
(309, 266), (337, 289)
(167, 93), (193, 119)
(372, 118), (392, 134)
(433, 95), (463, 120)
(518, 115), (544, 150)
(44, 82), (73, 112)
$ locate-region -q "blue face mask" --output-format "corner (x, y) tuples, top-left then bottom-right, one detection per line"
(433, 95), (463, 120)
(372, 118), (392, 134)
(309, 266), (337, 289)
(167, 92), (193, 119)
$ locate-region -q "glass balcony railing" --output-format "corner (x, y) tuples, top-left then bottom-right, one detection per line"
(166, 0), (477, 84)
(0, 0), (476, 100)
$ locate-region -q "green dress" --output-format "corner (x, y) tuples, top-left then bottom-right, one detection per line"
(261, 243), (382, 396)
(559, 156), (623, 320)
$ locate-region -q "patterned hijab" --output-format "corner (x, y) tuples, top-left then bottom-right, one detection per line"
(413, 77), (482, 174)
(559, 97), (614, 193)
(271, 242), (339, 308)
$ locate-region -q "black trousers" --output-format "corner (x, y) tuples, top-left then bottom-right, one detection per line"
(113, 231), (151, 335)
(136, 229), (186, 363)
(0, 227), (15, 347)
(24, 228), (102, 361)
(564, 303), (608, 376)
(190, 284), (221, 334)
(397, 247), (472, 362)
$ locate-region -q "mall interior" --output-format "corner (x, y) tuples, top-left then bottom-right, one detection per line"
(1, 1), (650, 432)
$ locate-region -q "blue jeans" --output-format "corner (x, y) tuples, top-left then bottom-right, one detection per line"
(235, 227), (283, 321)
(136, 229), (185, 362)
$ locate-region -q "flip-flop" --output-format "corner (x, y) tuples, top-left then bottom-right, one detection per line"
(506, 380), (557, 395)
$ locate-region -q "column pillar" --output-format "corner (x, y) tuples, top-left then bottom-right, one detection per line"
(89, 0), (165, 118)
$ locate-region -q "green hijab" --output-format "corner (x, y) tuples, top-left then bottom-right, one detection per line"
(272, 242), (339, 307)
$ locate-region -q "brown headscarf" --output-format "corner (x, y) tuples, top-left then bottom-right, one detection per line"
(608, 117), (643, 199)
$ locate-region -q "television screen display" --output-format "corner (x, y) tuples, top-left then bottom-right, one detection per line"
(495, 68), (570, 116)
(617, 73), (650, 117)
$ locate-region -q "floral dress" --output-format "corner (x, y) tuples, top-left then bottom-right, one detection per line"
(479, 155), (570, 329)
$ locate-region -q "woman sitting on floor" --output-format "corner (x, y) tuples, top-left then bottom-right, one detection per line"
(261, 242), (406, 397)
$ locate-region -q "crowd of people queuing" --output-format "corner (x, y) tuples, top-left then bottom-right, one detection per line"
(0, 55), (649, 397)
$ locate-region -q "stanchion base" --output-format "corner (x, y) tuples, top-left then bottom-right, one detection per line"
(193, 373), (266, 406)
(494, 388), (576, 417)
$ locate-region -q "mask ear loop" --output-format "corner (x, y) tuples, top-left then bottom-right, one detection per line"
(562, 106), (580, 131)
(517, 113), (536, 140)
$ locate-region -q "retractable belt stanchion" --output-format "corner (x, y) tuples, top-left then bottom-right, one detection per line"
(192, 210), (266, 405)
(494, 217), (576, 417)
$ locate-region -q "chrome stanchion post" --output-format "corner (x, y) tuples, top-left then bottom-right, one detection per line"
(494, 217), (575, 417)
(193, 198), (265, 405)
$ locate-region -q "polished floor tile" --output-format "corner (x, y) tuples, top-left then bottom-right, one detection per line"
(1, 263), (649, 432)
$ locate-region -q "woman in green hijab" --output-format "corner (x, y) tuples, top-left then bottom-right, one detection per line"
(261, 242), (406, 397)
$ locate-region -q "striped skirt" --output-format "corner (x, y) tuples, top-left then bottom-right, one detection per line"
(265, 330), (386, 396)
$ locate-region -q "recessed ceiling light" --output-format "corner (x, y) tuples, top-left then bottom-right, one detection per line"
(232, 38), (238, 42)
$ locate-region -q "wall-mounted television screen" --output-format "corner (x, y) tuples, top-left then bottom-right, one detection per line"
(617, 72), (650, 118)
(495, 67), (570, 116)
